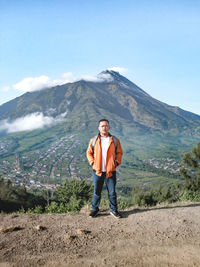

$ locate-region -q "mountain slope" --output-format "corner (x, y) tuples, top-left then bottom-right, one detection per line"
(0, 70), (200, 136)
(1, 70), (200, 187)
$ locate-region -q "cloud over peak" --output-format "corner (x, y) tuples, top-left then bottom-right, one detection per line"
(82, 73), (113, 83)
(4, 67), (127, 93)
(108, 66), (128, 74)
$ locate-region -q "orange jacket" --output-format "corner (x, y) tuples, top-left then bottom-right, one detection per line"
(86, 134), (123, 178)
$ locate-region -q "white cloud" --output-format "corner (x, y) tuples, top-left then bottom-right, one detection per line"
(13, 72), (77, 92)
(7, 69), (116, 94)
(108, 66), (128, 74)
(81, 73), (113, 82)
(0, 112), (67, 133)
(13, 76), (51, 92)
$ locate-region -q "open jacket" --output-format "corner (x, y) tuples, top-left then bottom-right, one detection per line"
(86, 134), (123, 178)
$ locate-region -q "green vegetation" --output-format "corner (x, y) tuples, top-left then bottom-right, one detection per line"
(45, 179), (93, 213)
(0, 177), (92, 214)
(1, 70), (200, 197)
(98, 182), (180, 209)
(1, 142), (200, 214)
(1, 122), (199, 189)
(179, 142), (200, 201)
(0, 176), (46, 213)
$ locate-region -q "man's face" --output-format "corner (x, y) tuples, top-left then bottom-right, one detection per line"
(98, 121), (110, 136)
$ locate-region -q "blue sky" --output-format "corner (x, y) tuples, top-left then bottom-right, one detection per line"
(1, 0), (200, 115)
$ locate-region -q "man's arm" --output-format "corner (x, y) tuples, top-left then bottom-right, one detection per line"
(115, 138), (123, 166)
(86, 139), (95, 166)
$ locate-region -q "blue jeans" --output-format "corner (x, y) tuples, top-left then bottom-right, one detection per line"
(92, 171), (118, 212)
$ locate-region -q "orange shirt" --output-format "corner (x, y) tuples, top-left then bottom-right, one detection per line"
(86, 134), (123, 178)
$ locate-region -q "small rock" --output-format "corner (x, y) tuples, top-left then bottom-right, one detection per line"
(88, 235), (95, 239)
(0, 226), (23, 233)
(35, 225), (47, 231)
(102, 258), (107, 264)
(65, 233), (77, 243)
(11, 215), (19, 218)
(75, 254), (83, 258)
(76, 229), (91, 235)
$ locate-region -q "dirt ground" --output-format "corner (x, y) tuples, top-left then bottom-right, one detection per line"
(1, 202), (200, 267)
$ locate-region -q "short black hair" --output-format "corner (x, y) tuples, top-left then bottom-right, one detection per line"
(98, 119), (109, 125)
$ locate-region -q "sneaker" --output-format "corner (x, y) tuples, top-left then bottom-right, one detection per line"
(110, 210), (122, 219)
(89, 208), (99, 217)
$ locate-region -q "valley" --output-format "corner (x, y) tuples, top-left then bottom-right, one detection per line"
(0, 134), (87, 189)
(0, 131), (189, 192)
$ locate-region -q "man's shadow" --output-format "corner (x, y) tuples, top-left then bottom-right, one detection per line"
(120, 202), (200, 218)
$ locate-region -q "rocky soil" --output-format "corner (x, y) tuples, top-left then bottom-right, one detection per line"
(1, 202), (200, 267)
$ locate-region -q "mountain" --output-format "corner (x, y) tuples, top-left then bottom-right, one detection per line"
(0, 70), (200, 189)
(0, 70), (200, 137)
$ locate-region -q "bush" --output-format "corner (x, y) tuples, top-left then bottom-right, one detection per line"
(45, 197), (82, 213)
(46, 179), (93, 213)
(26, 205), (43, 214)
(132, 189), (157, 207)
(179, 190), (200, 202)
(180, 142), (200, 192)
(117, 197), (133, 210)
(131, 185), (179, 207)
(65, 195), (82, 212)
(55, 179), (93, 204)
(153, 185), (179, 204)
(45, 202), (69, 213)
(0, 177), (93, 214)
(0, 178), (46, 213)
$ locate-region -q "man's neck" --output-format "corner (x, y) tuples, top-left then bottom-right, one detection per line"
(100, 133), (109, 137)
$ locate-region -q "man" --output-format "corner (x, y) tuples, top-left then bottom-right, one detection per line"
(86, 119), (123, 218)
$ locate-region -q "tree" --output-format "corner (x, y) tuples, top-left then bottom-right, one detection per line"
(45, 179), (93, 213)
(180, 142), (200, 191)
(55, 179), (93, 205)
(0, 176), (46, 213)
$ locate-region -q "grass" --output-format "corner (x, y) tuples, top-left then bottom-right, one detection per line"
(118, 167), (180, 189)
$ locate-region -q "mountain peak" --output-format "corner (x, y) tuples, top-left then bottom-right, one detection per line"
(100, 69), (119, 75)
(98, 69), (122, 79)
(98, 69), (143, 92)
(98, 69), (133, 86)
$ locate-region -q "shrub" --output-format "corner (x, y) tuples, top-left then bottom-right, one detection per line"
(0, 177), (46, 213)
(26, 205), (43, 214)
(180, 190), (200, 202)
(131, 185), (179, 207)
(45, 202), (69, 213)
(153, 185), (179, 204)
(117, 197), (133, 209)
(55, 179), (93, 204)
(180, 142), (200, 192)
(132, 189), (157, 207)
(45, 197), (82, 214)
(44, 179), (93, 213)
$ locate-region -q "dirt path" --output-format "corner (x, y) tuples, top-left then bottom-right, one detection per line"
(1, 202), (200, 267)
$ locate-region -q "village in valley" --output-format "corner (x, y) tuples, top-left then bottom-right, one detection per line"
(146, 158), (181, 173)
(0, 134), (84, 190)
(0, 132), (182, 191)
